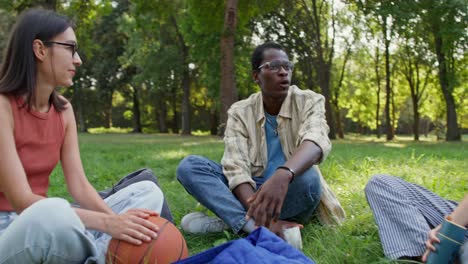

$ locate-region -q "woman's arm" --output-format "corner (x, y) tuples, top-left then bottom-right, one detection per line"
(59, 102), (113, 214)
(0, 95), (44, 213)
(59, 101), (159, 244)
(450, 194), (468, 226)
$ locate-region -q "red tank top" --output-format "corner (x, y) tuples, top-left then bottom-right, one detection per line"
(0, 96), (65, 211)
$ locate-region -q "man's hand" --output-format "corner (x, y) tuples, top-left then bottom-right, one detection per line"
(104, 209), (160, 245)
(422, 224), (441, 262)
(246, 170), (291, 228)
(269, 219), (303, 239)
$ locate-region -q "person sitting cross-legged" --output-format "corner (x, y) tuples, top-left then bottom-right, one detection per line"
(177, 42), (345, 249)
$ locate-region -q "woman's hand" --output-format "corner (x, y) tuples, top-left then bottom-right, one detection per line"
(104, 209), (160, 245)
(422, 224), (441, 262)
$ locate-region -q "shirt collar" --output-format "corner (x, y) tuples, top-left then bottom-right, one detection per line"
(255, 85), (296, 123)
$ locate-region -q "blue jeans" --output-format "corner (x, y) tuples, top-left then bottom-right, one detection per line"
(177, 155), (322, 233)
(0, 181), (164, 264)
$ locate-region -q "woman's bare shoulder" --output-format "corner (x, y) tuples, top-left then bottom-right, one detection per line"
(0, 94), (13, 128)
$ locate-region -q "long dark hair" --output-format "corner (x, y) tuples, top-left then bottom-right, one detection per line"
(0, 8), (73, 112)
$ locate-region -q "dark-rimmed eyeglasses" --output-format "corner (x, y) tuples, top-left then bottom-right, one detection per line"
(258, 60), (294, 72)
(43, 41), (78, 58)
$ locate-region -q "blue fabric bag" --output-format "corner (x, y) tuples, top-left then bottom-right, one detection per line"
(175, 227), (315, 264)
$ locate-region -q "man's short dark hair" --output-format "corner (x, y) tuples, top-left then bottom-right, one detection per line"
(251, 42), (285, 71)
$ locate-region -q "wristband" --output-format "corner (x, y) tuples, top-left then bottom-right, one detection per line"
(277, 166), (295, 183)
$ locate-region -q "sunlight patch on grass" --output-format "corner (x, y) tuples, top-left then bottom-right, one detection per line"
(191, 130), (212, 136)
(383, 142), (407, 148)
(155, 150), (190, 160)
(88, 127), (132, 134)
(182, 142), (204, 146)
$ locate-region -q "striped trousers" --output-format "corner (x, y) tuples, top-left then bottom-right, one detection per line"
(365, 174), (467, 260)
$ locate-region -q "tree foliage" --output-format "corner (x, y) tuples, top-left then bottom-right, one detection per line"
(0, 0), (466, 139)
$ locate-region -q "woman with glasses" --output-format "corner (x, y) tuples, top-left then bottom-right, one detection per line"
(0, 9), (165, 263)
(176, 42), (344, 249)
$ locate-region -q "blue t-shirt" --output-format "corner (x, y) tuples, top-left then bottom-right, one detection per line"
(254, 112), (286, 188)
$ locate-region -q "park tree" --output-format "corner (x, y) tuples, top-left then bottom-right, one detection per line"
(359, 0), (466, 141)
(343, 47), (380, 133)
(330, 2), (361, 139)
(187, 0), (278, 135)
(117, 0), (193, 134)
(292, 0), (338, 140)
(255, 0), (343, 139)
(87, 0), (130, 129)
(362, 22), (384, 138)
(417, 0), (465, 141)
(356, 0), (400, 140)
(397, 34), (433, 140)
(62, 0), (116, 132)
(0, 0), (57, 11)
(219, 0), (238, 133)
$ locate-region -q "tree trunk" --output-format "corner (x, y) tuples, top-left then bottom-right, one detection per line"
(210, 108), (219, 136)
(171, 16), (191, 135)
(316, 61), (336, 140)
(433, 35), (461, 141)
(374, 47), (382, 139)
(413, 101), (420, 141)
(333, 45), (350, 139)
(171, 90), (178, 134)
(383, 16), (394, 140)
(336, 110), (344, 139)
(156, 99), (168, 133)
(105, 88), (114, 128)
(132, 86), (142, 133)
(73, 86), (87, 133)
(407, 74), (421, 141)
(180, 62), (191, 135)
(219, 0), (238, 135)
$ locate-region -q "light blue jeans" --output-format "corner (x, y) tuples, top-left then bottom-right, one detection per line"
(461, 242), (468, 264)
(177, 155), (322, 233)
(0, 181), (164, 264)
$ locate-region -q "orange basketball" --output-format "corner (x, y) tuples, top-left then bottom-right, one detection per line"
(106, 216), (189, 264)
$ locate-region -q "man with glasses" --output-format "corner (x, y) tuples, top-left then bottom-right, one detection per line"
(177, 42), (344, 249)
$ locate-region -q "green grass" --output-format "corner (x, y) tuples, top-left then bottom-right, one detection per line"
(48, 133), (467, 264)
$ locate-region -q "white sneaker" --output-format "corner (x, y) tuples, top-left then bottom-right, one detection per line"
(283, 226), (303, 250)
(181, 212), (228, 234)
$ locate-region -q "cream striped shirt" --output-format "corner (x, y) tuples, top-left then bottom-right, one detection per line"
(221, 85), (345, 225)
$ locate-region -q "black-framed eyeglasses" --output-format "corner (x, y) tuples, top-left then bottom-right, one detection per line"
(258, 60), (294, 72)
(43, 41), (78, 58)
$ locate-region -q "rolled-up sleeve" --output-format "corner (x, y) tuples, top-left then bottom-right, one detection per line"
(221, 109), (256, 191)
(297, 93), (331, 162)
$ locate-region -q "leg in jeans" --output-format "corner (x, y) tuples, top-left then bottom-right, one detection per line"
(98, 168), (174, 223)
(365, 174), (459, 260)
(93, 180), (165, 263)
(0, 198), (99, 264)
(177, 155), (248, 233)
(280, 166), (322, 224)
(461, 241), (468, 264)
(177, 155), (323, 232)
(0, 181), (164, 264)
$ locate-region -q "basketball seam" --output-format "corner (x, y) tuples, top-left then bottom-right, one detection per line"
(177, 234), (186, 260)
(112, 240), (121, 264)
(138, 219), (170, 264)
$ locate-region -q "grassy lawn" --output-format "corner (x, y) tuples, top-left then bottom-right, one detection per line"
(48, 133), (467, 264)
